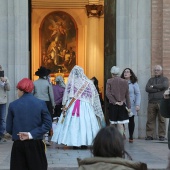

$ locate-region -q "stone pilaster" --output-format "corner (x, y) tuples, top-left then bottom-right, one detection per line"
(104, 0), (116, 123)
(116, 0), (151, 138)
(0, 0), (29, 103)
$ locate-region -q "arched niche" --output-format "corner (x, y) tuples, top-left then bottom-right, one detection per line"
(31, 8), (86, 81)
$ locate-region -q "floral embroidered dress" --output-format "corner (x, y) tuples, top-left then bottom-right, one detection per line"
(51, 65), (105, 147)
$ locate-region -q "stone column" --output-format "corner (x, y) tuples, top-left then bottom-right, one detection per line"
(104, 0), (116, 124)
(116, 0), (151, 138)
(0, 0), (29, 103)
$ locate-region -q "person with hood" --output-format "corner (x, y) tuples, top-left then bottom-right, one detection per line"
(52, 65), (105, 149)
(33, 66), (54, 146)
(78, 126), (147, 170)
(6, 78), (52, 170)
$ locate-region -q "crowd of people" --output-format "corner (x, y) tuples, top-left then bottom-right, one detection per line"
(1, 63), (170, 169)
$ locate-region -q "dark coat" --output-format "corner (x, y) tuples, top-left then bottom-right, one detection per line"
(145, 76), (169, 102)
(106, 77), (131, 109)
(6, 93), (52, 140)
(160, 98), (170, 149)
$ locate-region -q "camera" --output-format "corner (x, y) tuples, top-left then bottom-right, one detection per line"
(0, 71), (4, 77)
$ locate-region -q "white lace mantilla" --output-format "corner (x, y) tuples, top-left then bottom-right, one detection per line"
(62, 65), (104, 120)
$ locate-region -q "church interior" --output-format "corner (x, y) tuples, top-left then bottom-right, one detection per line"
(31, 0), (104, 95)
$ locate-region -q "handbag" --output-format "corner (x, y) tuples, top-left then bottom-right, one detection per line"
(160, 98), (170, 118)
(125, 106), (133, 117)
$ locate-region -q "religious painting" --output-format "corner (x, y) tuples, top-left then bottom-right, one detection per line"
(40, 11), (77, 75)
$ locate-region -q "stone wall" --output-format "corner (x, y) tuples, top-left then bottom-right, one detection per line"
(152, 0), (170, 80)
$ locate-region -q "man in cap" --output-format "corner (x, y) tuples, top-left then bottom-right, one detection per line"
(6, 78), (52, 170)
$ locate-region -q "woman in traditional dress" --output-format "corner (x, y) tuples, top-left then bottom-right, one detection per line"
(51, 65), (105, 148)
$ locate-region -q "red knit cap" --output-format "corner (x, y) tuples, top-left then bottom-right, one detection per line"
(16, 78), (34, 93)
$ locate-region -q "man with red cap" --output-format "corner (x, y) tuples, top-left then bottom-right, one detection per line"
(6, 78), (52, 170)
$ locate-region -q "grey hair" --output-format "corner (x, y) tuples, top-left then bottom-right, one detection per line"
(110, 66), (120, 75)
(154, 65), (162, 71)
(55, 76), (65, 88)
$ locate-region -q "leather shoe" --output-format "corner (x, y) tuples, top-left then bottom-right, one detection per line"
(159, 136), (165, 141)
(145, 136), (153, 140)
(0, 137), (7, 143)
(129, 139), (133, 143)
(81, 145), (88, 150)
(73, 146), (80, 150)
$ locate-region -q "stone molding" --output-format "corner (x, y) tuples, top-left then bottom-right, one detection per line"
(32, 0), (104, 9)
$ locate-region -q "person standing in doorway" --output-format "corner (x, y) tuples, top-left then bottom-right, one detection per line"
(33, 66), (54, 146)
(91, 77), (104, 110)
(0, 65), (10, 142)
(53, 75), (65, 121)
(106, 66), (131, 136)
(121, 68), (141, 143)
(145, 65), (169, 141)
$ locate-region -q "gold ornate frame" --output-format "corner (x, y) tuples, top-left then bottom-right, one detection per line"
(40, 11), (78, 77)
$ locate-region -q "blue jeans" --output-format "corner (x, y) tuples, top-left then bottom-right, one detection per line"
(0, 104), (6, 137)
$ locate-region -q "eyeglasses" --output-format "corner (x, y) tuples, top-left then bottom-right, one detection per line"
(154, 69), (161, 71)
